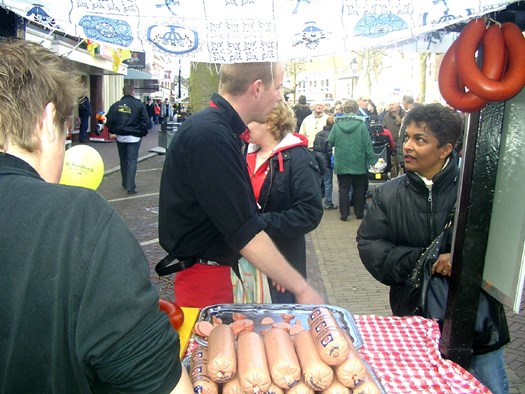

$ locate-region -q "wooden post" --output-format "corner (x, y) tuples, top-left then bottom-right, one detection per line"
(439, 102), (505, 367)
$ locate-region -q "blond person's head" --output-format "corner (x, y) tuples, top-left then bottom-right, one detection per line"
(265, 101), (296, 141)
(0, 39), (84, 153)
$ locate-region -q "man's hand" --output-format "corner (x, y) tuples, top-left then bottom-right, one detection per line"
(294, 283), (324, 304)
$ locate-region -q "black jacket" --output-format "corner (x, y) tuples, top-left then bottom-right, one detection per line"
(0, 154), (181, 392)
(312, 125), (332, 175)
(357, 156), (509, 355)
(293, 104), (312, 132)
(106, 95), (150, 137)
(258, 145), (323, 279)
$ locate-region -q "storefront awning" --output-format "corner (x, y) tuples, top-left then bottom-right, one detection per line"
(125, 69), (159, 93)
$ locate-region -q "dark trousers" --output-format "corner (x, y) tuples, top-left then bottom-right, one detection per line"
(337, 173), (368, 219)
(79, 116), (90, 142)
(116, 139), (141, 192)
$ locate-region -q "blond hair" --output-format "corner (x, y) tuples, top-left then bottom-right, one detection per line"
(265, 101), (296, 141)
(0, 39), (84, 153)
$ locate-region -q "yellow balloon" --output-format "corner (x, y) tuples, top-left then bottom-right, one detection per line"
(60, 145), (104, 190)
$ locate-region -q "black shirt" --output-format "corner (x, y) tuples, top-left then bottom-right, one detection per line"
(158, 93), (266, 263)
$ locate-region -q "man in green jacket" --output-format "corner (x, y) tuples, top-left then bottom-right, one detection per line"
(328, 99), (376, 221)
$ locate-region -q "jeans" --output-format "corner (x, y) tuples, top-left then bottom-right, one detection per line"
(469, 348), (509, 394)
(323, 169), (334, 205)
(117, 139), (141, 192)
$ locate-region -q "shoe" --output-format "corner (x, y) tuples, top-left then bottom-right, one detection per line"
(340, 216), (348, 222)
(356, 215), (364, 220)
(324, 204), (337, 210)
(127, 190), (137, 195)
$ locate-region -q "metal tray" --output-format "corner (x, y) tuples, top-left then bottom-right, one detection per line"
(195, 303), (363, 349)
(362, 358), (388, 394)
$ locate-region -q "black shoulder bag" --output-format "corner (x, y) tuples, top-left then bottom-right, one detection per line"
(414, 208), (495, 343)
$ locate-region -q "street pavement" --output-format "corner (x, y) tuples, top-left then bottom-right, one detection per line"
(84, 124), (524, 393)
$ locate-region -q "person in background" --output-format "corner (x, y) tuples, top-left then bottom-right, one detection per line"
(313, 116), (337, 210)
(333, 101), (344, 117)
(381, 98), (406, 177)
(357, 103), (510, 394)
(153, 100), (161, 124)
(78, 93), (92, 143)
(106, 84), (150, 195)
(328, 99), (376, 221)
(293, 94), (312, 132)
(299, 100), (328, 149)
(402, 94), (415, 112)
(145, 97), (155, 128)
(0, 38), (191, 394)
(357, 96), (371, 129)
(367, 99), (380, 124)
(246, 101), (323, 303)
(158, 62), (324, 308)
(160, 98), (173, 123)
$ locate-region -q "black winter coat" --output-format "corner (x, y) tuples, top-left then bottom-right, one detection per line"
(259, 147), (323, 281)
(106, 95), (150, 137)
(357, 156), (509, 355)
(312, 125), (332, 175)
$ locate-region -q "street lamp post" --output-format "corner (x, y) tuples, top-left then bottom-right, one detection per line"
(350, 58), (358, 99)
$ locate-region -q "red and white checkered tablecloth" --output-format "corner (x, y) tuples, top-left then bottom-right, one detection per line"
(355, 315), (491, 394)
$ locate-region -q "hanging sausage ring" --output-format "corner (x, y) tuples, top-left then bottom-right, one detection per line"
(439, 18), (525, 112)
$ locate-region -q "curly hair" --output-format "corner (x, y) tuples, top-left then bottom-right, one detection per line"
(0, 39), (84, 153)
(265, 101), (296, 141)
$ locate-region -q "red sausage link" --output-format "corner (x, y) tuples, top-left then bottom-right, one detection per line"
(438, 40), (487, 112)
(439, 22), (507, 112)
(457, 20), (525, 101)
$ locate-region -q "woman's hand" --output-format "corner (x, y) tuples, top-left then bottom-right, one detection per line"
(431, 253), (452, 277)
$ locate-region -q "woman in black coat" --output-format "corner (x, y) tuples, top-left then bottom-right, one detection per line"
(357, 103), (509, 394)
(247, 101), (323, 303)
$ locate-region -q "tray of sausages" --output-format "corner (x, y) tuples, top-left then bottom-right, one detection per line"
(194, 303), (363, 349)
(186, 304), (386, 393)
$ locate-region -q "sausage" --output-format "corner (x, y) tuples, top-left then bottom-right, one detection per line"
(333, 349), (367, 388)
(438, 40), (487, 112)
(231, 318), (255, 336)
(456, 20), (525, 101)
(189, 345), (219, 394)
(308, 308), (349, 366)
(294, 329), (334, 391)
(207, 324), (237, 383)
(320, 376), (351, 393)
(263, 327), (301, 389)
(439, 23), (506, 112)
(222, 375), (243, 394)
(285, 380), (315, 394)
(352, 377), (382, 394)
(194, 320), (214, 338)
(333, 331), (367, 388)
(261, 317), (275, 325)
(158, 299), (184, 330)
(237, 331), (272, 393)
(266, 383), (285, 394)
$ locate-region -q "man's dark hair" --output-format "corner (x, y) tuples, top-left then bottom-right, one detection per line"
(403, 103), (462, 148)
(298, 95), (307, 105)
(123, 84), (134, 96)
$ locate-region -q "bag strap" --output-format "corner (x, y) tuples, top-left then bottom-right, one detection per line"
(155, 254), (196, 276)
(407, 204), (456, 288)
(155, 253), (242, 279)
